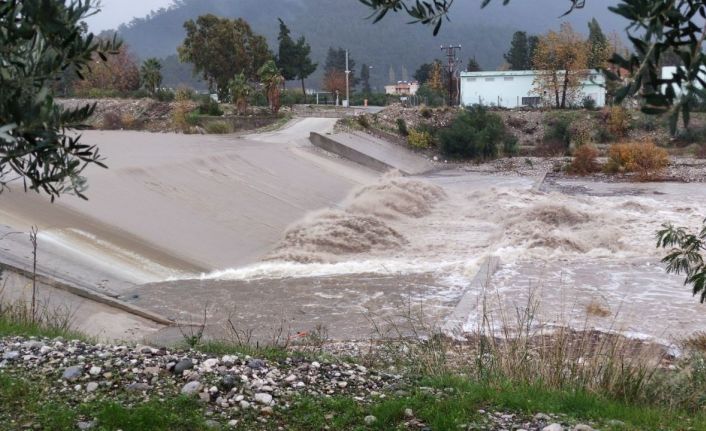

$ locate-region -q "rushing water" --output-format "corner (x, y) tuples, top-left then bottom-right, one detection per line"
(124, 172), (706, 344)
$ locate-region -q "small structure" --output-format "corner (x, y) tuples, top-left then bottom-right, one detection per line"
(459, 70), (606, 108)
(384, 81), (420, 96)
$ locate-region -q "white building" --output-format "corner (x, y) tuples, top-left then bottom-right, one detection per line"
(661, 66), (706, 96)
(459, 70), (606, 108)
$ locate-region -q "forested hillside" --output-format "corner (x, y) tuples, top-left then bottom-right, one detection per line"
(113, 0), (626, 90)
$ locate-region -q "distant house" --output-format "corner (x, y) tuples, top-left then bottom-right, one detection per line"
(459, 70), (606, 108)
(661, 66), (706, 96)
(384, 81), (420, 96)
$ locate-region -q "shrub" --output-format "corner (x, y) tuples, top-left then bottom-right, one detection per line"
(120, 113), (142, 130)
(568, 144), (599, 175)
(676, 127), (706, 144)
(438, 105), (513, 160)
(356, 114), (370, 129)
(542, 112), (574, 152)
(581, 96), (597, 110)
(198, 97), (223, 116)
(101, 112), (123, 129)
(155, 89), (175, 102)
(420, 106), (432, 119)
(417, 83), (445, 107)
(503, 135), (519, 156)
(605, 105), (630, 139)
(605, 140), (669, 180)
(569, 120), (593, 147)
(407, 128), (433, 149)
(204, 121), (231, 134)
(174, 86), (194, 102)
(172, 100), (191, 132)
(396, 118), (409, 136)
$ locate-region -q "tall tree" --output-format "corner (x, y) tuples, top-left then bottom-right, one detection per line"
(276, 18), (297, 88)
(414, 63), (434, 83)
(229, 73), (251, 114)
(361, 64), (372, 94)
(467, 57), (482, 72)
(532, 23), (589, 109)
(528, 35), (540, 68)
(428, 61), (444, 92)
(140, 58), (163, 95)
(1, 0), (118, 199)
(258, 60), (285, 113)
(504, 31), (530, 70)
(291, 34), (317, 103)
(74, 44), (140, 95)
(178, 15), (271, 99)
(324, 47), (358, 86)
(586, 18), (609, 69)
(388, 65), (396, 83)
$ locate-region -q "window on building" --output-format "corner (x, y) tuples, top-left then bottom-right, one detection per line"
(504, 76), (514, 81)
(522, 97), (541, 107)
(467, 77), (477, 82)
(485, 77), (495, 82)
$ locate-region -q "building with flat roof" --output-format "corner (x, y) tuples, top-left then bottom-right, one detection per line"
(384, 81), (420, 96)
(459, 70), (606, 108)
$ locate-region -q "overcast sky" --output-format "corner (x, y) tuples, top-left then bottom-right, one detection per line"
(83, 0), (175, 32)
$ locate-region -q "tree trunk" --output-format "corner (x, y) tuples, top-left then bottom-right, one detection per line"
(301, 78), (307, 104)
(553, 72), (560, 108)
(560, 68), (570, 109)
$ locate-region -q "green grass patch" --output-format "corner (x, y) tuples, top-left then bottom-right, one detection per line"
(0, 315), (86, 341)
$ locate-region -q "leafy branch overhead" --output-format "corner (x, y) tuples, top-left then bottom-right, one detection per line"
(658, 222), (706, 303)
(360, 0), (706, 130)
(0, 0), (120, 200)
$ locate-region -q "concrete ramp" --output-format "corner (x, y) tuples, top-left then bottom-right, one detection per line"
(310, 131), (434, 175)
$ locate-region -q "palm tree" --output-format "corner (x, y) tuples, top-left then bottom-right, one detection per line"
(257, 60), (285, 114)
(229, 73), (251, 115)
(140, 58), (162, 95)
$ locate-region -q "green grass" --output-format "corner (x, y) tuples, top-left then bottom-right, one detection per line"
(0, 315), (86, 341)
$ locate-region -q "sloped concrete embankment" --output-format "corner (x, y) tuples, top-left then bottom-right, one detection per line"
(310, 132), (435, 175)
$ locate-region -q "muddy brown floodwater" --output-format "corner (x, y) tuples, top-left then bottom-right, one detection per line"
(2, 120), (706, 346)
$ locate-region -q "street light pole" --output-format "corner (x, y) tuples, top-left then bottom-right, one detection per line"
(441, 44), (462, 106)
(345, 50), (350, 108)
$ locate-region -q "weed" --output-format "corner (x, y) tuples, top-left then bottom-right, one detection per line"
(605, 140), (669, 180)
(408, 128), (433, 149)
(204, 120), (231, 134)
(356, 114), (370, 129)
(567, 144), (600, 175)
(396, 118), (409, 136)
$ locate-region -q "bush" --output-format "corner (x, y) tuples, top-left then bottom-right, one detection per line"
(438, 105), (514, 160)
(204, 121), (232, 134)
(676, 127), (706, 144)
(605, 140), (669, 180)
(396, 118), (409, 136)
(356, 114), (370, 129)
(420, 106), (432, 119)
(155, 89), (175, 102)
(503, 135), (519, 156)
(407, 128), (433, 149)
(605, 105), (631, 139)
(581, 96), (597, 110)
(542, 112), (575, 152)
(569, 120), (593, 147)
(174, 86), (194, 102)
(568, 144), (600, 175)
(417, 83), (445, 107)
(197, 97), (223, 116)
(101, 112), (123, 129)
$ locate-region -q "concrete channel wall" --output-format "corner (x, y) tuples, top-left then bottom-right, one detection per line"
(310, 132), (395, 173)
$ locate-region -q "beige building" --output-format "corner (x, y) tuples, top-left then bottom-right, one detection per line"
(384, 81), (420, 96)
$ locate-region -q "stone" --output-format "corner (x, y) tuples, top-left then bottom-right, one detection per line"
(222, 355), (237, 366)
(126, 382), (151, 392)
(227, 419), (238, 427)
(181, 381), (202, 395)
(543, 424), (564, 431)
(247, 359), (266, 369)
(202, 358), (219, 368)
(2, 351), (19, 361)
(284, 374), (296, 383)
(254, 393), (273, 405)
(199, 392), (211, 403)
(240, 400), (251, 409)
(311, 361), (321, 369)
(77, 421), (95, 430)
(337, 381), (347, 388)
(174, 358), (194, 374)
(205, 419), (219, 429)
(89, 366), (101, 376)
(573, 426), (595, 431)
(534, 413), (552, 422)
(260, 406), (274, 416)
(221, 374), (236, 391)
(86, 382), (99, 393)
(404, 408), (414, 418)
(364, 415), (377, 425)
(62, 366), (83, 381)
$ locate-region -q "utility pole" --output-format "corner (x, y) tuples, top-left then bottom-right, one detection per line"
(440, 44), (461, 106)
(345, 50), (350, 108)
